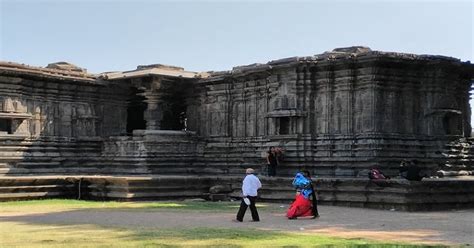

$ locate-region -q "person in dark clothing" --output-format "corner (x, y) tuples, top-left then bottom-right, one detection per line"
(266, 147), (278, 177)
(302, 170), (320, 218)
(399, 159), (424, 181)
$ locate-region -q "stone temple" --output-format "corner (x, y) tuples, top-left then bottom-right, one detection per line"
(1, 46), (474, 210)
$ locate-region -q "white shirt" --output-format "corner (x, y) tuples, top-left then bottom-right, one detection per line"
(242, 174), (262, 197)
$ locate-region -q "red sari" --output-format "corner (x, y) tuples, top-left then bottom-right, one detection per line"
(286, 194), (313, 219)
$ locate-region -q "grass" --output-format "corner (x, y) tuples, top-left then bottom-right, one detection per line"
(0, 222), (447, 248)
(0, 199), (282, 213)
(0, 199), (451, 247)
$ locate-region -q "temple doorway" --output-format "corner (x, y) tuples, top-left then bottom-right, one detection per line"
(160, 94), (187, 131)
(126, 89), (147, 135)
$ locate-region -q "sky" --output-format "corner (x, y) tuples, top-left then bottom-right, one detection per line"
(0, 0), (473, 120)
(0, 0), (472, 74)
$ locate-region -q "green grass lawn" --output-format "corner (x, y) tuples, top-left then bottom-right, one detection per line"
(0, 199), (278, 213)
(0, 222), (446, 248)
(0, 199), (450, 248)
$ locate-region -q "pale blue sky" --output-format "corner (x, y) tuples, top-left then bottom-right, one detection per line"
(1, 0), (472, 73)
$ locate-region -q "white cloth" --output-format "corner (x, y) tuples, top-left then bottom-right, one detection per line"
(242, 174), (262, 197)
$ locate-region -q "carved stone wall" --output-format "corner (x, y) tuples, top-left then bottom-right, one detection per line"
(102, 130), (205, 174)
(0, 77), (128, 138)
(0, 47), (473, 177)
(0, 62), (129, 175)
(190, 48), (474, 177)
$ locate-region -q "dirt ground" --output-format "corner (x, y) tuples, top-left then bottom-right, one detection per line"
(1, 204), (473, 246)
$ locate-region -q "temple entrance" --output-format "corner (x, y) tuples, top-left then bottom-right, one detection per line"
(442, 113), (461, 135)
(126, 89), (147, 135)
(279, 117), (290, 135)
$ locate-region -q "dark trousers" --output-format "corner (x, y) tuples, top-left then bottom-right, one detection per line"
(311, 192), (319, 216)
(236, 196), (259, 221)
(268, 164), (276, 177)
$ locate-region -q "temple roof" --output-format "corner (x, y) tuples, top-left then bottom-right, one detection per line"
(103, 64), (202, 80)
(0, 61), (96, 82)
(1, 47), (472, 83)
(203, 46), (468, 79)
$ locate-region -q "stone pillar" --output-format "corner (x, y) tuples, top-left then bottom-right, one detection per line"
(33, 107), (42, 137)
(144, 96), (163, 130)
(133, 76), (166, 131)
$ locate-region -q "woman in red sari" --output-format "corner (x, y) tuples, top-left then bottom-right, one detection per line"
(287, 171), (319, 219)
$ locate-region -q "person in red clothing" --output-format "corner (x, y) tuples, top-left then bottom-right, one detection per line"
(286, 170), (319, 219)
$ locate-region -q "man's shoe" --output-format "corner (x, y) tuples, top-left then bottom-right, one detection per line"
(311, 215), (320, 219)
(232, 219), (243, 222)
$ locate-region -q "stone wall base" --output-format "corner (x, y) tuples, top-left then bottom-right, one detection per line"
(1, 175), (473, 211)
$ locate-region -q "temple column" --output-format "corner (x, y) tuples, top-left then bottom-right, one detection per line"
(143, 96), (163, 130)
(134, 76), (166, 131)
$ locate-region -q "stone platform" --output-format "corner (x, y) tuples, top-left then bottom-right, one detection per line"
(1, 175), (473, 211)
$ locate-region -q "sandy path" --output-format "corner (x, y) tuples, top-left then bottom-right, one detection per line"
(1, 204), (473, 245)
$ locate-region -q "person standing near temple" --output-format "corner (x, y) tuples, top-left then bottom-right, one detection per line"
(266, 147), (278, 177)
(235, 168), (262, 222)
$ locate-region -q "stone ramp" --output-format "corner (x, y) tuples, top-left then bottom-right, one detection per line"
(1, 175), (473, 211)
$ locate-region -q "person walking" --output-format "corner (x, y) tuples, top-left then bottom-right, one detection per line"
(235, 168), (262, 222)
(286, 170), (319, 219)
(303, 170), (320, 218)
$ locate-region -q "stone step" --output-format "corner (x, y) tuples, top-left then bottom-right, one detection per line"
(0, 185), (72, 194)
(0, 192), (70, 201)
(15, 162), (62, 167)
(0, 175), (473, 211)
(0, 168), (9, 175)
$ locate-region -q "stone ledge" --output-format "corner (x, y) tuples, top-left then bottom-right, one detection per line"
(0, 175), (473, 211)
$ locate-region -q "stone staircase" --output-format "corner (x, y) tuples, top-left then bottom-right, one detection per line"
(0, 138), (104, 176)
(199, 139), (266, 175)
(0, 176), (76, 201)
(440, 138), (474, 173)
(2, 135), (474, 180)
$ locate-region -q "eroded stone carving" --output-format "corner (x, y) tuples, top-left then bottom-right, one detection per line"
(0, 47), (472, 179)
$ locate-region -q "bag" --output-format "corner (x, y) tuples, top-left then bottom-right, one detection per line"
(368, 169), (387, 180)
(300, 188), (313, 199)
(292, 172), (311, 189)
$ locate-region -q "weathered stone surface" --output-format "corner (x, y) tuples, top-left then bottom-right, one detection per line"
(189, 48), (474, 178)
(3, 175), (472, 211)
(46, 62), (87, 73)
(209, 184), (232, 194)
(331, 46), (372, 54)
(208, 194), (228, 201)
(437, 170), (473, 177)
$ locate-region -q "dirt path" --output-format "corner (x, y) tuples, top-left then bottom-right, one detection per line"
(1, 204), (473, 245)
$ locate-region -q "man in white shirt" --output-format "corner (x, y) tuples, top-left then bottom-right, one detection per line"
(235, 168), (262, 222)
